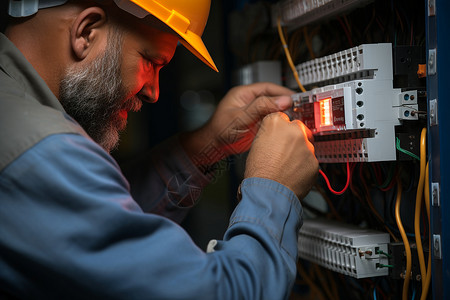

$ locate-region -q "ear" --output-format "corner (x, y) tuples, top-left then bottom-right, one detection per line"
(70, 7), (107, 60)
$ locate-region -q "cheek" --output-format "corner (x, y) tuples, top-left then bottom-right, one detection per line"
(122, 58), (160, 97)
(121, 61), (147, 95)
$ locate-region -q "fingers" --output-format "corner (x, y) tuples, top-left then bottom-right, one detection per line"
(242, 94), (293, 123)
(278, 112), (291, 122)
(217, 82), (295, 128)
(262, 113), (316, 158)
(240, 83), (294, 120)
(292, 119), (314, 143)
(207, 83), (297, 159)
(239, 82), (295, 100)
(245, 112), (319, 198)
(234, 82), (294, 105)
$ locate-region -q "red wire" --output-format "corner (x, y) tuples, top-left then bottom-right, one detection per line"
(349, 162), (358, 190)
(376, 285), (388, 300)
(337, 17), (353, 47)
(379, 174), (398, 192)
(319, 160), (351, 195)
(373, 163), (383, 185)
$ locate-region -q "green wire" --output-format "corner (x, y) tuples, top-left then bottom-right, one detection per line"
(378, 264), (394, 268)
(370, 163), (396, 189)
(396, 137), (420, 161)
(376, 249), (392, 258)
(380, 163), (396, 189)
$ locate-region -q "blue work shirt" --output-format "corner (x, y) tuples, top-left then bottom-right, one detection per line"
(0, 33), (303, 299)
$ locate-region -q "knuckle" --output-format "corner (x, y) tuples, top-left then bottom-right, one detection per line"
(250, 96), (276, 113)
(262, 112), (279, 122)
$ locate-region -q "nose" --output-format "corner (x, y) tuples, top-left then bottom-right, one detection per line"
(138, 82), (159, 103)
(138, 89), (157, 103)
(138, 70), (160, 103)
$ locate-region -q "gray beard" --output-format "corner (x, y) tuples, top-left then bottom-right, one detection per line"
(59, 32), (140, 153)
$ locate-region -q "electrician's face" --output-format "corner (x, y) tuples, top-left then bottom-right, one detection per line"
(59, 19), (178, 153)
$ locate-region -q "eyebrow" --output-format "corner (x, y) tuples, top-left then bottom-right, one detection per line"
(143, 51), (170, 66)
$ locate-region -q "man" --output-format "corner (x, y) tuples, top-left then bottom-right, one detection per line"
(0, 0), (318, 299)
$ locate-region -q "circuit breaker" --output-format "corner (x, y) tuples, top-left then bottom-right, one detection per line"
(290, 43), (419, 162)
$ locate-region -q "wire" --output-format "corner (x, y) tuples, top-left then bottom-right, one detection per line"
(375, 17), (385, 33)
(394, 178), (411, 300)
(346, 276), (365, 294)
(302, 27), (316, 59)
(415, 128), (427, 292)
(276, 17), (307, 93)
(359, 164), (399, 241)
(405, 162), (418, 192)
(325, 269), (339, 300)
(376, 249), (392, 258)
(337, 16), (353, 47)
(376, 284), (388, 300)
(363, 7), (376, 37)
(343, 15), (352, 37)
(377, 264), (394, 268)
(379, 170), (398, 192)
(312, 264), (337, 300)
(421, 162), (431, 300)
(288, 29), (303, 63)
(411, 110), (427, 116)
(396, 137), (420, 160)
(386, 223), (422, 239)
(421, 202), (428, 242)
(379, 163), (397, 189)
(296, 262), (326, 300)
(369, 163), (383, 186)
(314, 184), (343, 221)
(319, 161), (351, 195)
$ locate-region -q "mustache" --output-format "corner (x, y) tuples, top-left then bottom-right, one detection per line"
(121, 96), (143, 112)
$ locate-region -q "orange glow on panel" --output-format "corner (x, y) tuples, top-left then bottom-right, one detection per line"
(319, 97), (332, 126)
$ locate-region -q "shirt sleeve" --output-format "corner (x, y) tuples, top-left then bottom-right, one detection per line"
(121, 135), (212, 223)
(0, 133), (303, 300)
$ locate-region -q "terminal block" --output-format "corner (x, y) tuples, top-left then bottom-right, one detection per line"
(289, 43), (420, 162)
(286, 43), (393, 89)
(298, 219), (390, 278)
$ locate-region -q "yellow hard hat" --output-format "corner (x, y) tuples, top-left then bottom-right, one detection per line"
(114, 0), (218, 72)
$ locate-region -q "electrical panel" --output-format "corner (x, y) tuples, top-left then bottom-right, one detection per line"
(226, 0), (438, 298)
(298, 218), (390, 278)
(290, 43), (419, 162)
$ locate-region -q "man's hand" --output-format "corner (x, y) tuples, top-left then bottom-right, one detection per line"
(180, 82), (294, 168)
(245, 112), (318, 199)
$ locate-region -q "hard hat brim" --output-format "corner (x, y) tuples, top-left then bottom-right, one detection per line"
(177, 31), (218, 72)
